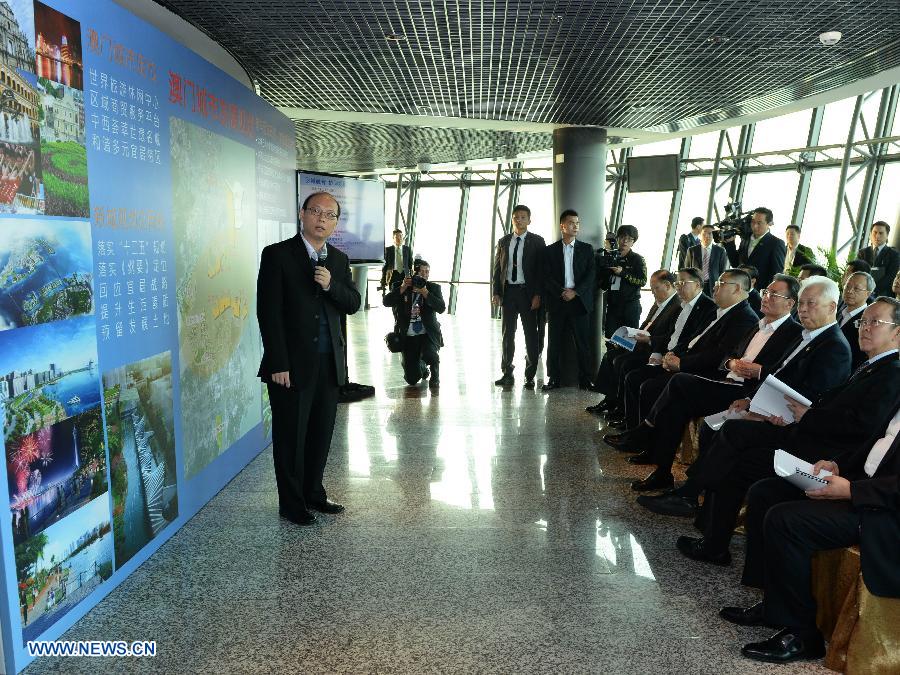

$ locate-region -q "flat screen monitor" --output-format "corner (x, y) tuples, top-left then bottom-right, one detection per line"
(297, 171), (386, 262)
(626, 154), (681, 192)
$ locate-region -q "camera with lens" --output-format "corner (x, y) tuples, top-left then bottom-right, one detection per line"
(411, 274), (426, 288)
(711, 200), (753, 244)
(596, 235), (625, 270)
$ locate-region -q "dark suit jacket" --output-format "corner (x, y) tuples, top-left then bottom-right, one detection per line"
(381, 244), (413, 287)
(857, 245), (900, 297)
(755, 323), (852, 402)
(674, 300), (759, 379)
(257, 236), (361, 387)
(836, 393), (900, 597)
(642, 295), (683, 354)
(492, 231), (546, 300)
(598, 250), (647, 305)
(840, 312), (866, 370)
(685, 244), (728, 285)
(725, 231), (787, 290)
(747, 288), (762, 317)
(665, 292), (717, 354)
(677, 232), (700, 270)
(720, 315), (803, 382)
(543, 239), (596, 314)
(384, 277), (446, 348)
(787, 243), (816, 270)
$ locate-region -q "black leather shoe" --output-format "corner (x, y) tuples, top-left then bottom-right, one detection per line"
(606, 419), (627, 431)
(279, 508), (316, 525)
(593, 400), (614, 413)
(627, 450), (656, 464)
(586, 403), (604, 415)
(541, 381), (560, 391)
(494, 373), (514, 386)
(602, 431), (626, 446)
(607, 425), (651, 453)
(720, 602), (769, 627)
(523, 379), (535, 389)
(631, 471), (674, 491)
(579, 379), (594, 390)
(602, 406), (623, 419)
(308, 499), (345, 514)
(636, 492), (698, 517)
(741, 628), (826, 663)
(675, 535), (731, 566)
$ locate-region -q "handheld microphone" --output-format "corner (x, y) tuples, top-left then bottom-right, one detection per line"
(315, 246), (328, 294)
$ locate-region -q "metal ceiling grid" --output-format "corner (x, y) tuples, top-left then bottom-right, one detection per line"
(155, 0), (900, 171)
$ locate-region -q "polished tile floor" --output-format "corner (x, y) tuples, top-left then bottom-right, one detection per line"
(26, 303), (828, 673)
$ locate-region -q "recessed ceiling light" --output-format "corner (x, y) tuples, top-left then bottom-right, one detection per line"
(385, 33), (407, 42)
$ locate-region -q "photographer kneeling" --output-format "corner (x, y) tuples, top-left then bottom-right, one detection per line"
(384, 259), (445, 388)
(597, 225), (647, 338)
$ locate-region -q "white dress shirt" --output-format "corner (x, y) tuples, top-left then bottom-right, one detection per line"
(507, 231), (528, 285)
(654, 293), (701, 357)
(865, 408), (900, 477)
(840, 303), (867, 327)
(563, 240), (575, 289)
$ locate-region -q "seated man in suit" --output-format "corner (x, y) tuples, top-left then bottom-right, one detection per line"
(856, 221), (900, 297)
(542, 210), (596, 390)
(723, 207), (786, 290)
(384, 259), (445, 388)
(610, 269), (757, 436)
(685, 223), (728, 296)
(640, 275), (854, 516)
(608, 275), (801, 487)
(671, 298), (900, 567)
(723, 391), (900, 663)
(587, 269), (679, 414)
(839, 271), (874, 369)
(604, 268), (717, 428)
(738, 264), (762, 317)
(380, 228), (413, 292)
(783, 224), (815, 273)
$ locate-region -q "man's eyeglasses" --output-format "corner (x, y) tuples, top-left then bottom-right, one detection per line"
(714, 280), (741, 289)
(674, 280), (698, 288)
(305, 206), (339, 220)
(855, 318), (900, 329)
(761, 289), (792, 301)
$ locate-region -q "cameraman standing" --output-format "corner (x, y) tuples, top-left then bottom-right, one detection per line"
(384, 259), (445, 388)
(722, 207), (786, 290)
(598, 225), (647, 338)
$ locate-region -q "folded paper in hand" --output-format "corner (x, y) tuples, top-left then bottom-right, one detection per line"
(608, 326), (650, 352)
(773, 449), (831, 491)
(749, 375), (812, 422)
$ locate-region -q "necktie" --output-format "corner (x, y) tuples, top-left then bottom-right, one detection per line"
(702, 247), (710, 280)
(849, 360), (870, 380)
(511, 237), (520, 282)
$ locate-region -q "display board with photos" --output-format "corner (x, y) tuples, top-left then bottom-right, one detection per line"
(0, 1), (296, 670)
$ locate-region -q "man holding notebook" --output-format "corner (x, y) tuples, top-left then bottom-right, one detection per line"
(670, 297), (900, 567)
(720, 298), (900, 664)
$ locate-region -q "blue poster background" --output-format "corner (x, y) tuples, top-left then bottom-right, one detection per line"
(0, 1), (296, 670)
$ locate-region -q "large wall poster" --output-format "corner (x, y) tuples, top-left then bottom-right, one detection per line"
(0, 0), (297, 670)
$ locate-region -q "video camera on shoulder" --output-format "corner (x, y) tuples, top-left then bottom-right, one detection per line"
(596, 234), (625, 269)
(711, 200), (753, 244)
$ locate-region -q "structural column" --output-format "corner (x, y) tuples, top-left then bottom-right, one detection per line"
(552, 127), (607, 383)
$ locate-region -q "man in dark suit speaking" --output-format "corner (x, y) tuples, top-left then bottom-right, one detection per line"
(257, 192), (361, 526)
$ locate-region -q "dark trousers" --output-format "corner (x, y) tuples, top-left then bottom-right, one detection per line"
(742, 477), (860, 632)
(500, 285), (541, 379)
(267, 354), (338, 514)
(690, 420), (802, 552)
(646, 374), (747, 473)
(623, 365), (672, 429)
(597, 349), (649, 402)
(546, 302), (592, 384)
(401, 333), (440, 384)
(603, 297), (641, 339)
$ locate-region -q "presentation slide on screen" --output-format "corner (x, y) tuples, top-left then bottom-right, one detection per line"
(297, 171), (385, 262)
(0, 0), (296, 670)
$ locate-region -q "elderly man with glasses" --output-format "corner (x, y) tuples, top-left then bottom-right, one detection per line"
(840, 271), (875, 369)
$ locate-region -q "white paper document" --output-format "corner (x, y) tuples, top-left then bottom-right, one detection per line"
(608, 326), (649, 352)
(749, 375), (813, 422)
(703, 408), (748, 431)
(773, 450), (832, 491)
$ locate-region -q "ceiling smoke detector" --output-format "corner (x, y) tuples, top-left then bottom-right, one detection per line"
(819, 31), (842, 46)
